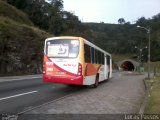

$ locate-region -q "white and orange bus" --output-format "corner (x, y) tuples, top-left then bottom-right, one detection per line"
(43, 36), (112, 87)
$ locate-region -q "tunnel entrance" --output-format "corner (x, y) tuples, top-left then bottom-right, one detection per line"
(120, 61), (135, 71)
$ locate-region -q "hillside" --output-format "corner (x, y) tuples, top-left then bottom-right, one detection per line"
(0, 0), (51, 76)
(4, 0), (160, 62)
(0, 0), (160, 76)
(83, 20), (160, 61)
(83, 23), (136, 53)
(0, 0), (33, 25)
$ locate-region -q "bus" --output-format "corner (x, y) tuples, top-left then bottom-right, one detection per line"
(43, 36), (112, 87)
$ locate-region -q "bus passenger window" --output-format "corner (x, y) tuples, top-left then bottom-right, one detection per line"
(107, 56), (110, 65)
(102, 53), (104, 65)
(91, 48), (95, 64)
(95, 50), (99, 64)
(84, 44), (91, 63)
(98, 51), (101, 64)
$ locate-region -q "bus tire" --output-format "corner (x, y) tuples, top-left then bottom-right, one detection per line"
(93, 74), (99, 88)
(108, 72), (110, 80)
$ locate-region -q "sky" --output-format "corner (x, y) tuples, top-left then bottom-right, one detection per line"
(63, 0), (160, 24)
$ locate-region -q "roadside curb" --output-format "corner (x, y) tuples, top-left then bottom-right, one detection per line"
(139, 78), (149, 114)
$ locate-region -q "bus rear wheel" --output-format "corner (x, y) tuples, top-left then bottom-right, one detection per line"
(93, 74), (99, 88)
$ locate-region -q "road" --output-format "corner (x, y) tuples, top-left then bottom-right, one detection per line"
(0, 71), (147, 116)
(0, 78), (85, 114)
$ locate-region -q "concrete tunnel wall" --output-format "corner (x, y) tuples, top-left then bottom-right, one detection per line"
(116, 59), (140, 71)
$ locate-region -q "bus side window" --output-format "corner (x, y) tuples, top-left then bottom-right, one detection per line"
(84, 44), (91, 63)
(90, 47), (92, 63)
(107, 56), (110, 65)
(102, 53), (104, 65)
(98, 51), (101, 64)
(94, 49), (97, 64)
(91, 47), (95, 64)
(95, 50), (99, 64)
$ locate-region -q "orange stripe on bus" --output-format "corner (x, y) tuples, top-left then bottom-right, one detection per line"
(85, 63), (101, 76)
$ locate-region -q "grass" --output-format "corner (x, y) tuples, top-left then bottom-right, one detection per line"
(0, 16), (50, 39)
(145, 77), (160, 113)
(0, 0), (33, 25)
(143, 61), (160, 73)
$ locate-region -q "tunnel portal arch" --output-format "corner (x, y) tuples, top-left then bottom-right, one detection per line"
(116, 59), (139, 71)
(120, 61), (135, 71)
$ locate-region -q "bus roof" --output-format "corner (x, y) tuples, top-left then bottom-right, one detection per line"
(45, 36), (111, 57)
(45, 36), (80, 41)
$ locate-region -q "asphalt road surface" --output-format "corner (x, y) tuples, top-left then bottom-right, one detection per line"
(0, 71), (147, 116)
(0, 78), (85, 114)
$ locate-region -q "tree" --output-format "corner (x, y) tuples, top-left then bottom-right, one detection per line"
(48, 0), (63, 11)
(62, 11), (80, 30)
(118, 18), (125, 24)
(136, 17), (149, 26)
(47, 0), (64, 35)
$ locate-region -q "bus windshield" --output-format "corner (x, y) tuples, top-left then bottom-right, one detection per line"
(46, 39), (79, 58)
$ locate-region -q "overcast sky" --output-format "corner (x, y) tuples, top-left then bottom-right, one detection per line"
(63, 0), (160, 24)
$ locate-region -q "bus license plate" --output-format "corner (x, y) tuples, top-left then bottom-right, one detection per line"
(57, 72), (65, 75)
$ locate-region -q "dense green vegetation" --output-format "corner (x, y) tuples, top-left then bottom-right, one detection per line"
(0, 0), (33, 25)
(0, 0), (160, 75)
(84, 20), (160, 62)
(4, 0), (81, 35)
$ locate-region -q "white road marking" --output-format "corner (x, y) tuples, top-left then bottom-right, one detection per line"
(0, 91), (38, 101)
